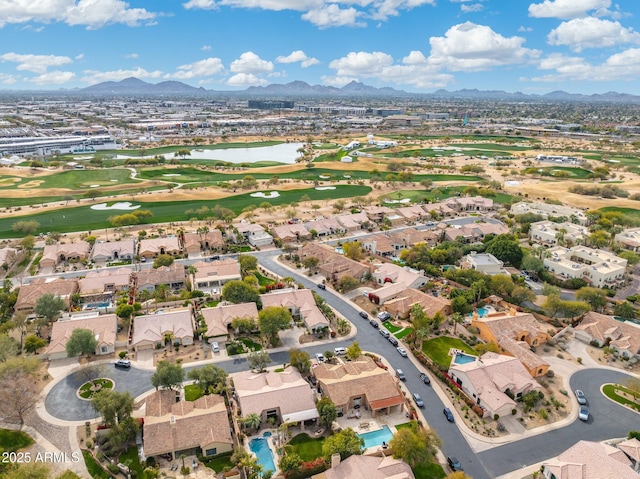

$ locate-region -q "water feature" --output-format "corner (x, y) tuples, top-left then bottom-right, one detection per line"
(357, 425), (394, 449)
(249, 437), (276, 474)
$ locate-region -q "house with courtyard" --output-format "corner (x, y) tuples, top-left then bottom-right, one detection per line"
(396, 205), (429, 223)
(471, 309), (551, 377)
(443, 196), (494, 213)
(572, 311), (640, 359)
(300, 243), (368, 281)
(615, 227), (640, 253)
(336, 212), (370, 232)
(460, 252), (508, 276)
(443, 223), (509, 243)
(304, 218), (345, 237)
(543, 245), (627, 288)
(201, 302), (258, 340)
(510, 201), (588, 225)
(448, 352), (541, 418)
(259, 288), (329, 332)
(131, 309), (194, 351)
(138, 237), (181, 260)
(314, 454), (415, 479)
(191, 259), (241, 295)
(231, 222), (274, 247)
(363, 205), (395, 223)
(15, 277), (79, 314)
(313, 356), (405, 418)
(361, 234), (395, 257)
(78, 268), (130, 301)
(136, 263), (185, 293)
(541, 440), (638, 479)
(143, 389), (233, 460)
(372, 263), (428, 289)
(530, 221), (588, 247)
(90, 239), (135, 263)
(40, 241), (91, 270)
(271, 223), (312, 243)
(183, 230), (224, 257)
(45, 312), (118, 360)
(383, 288), (452, 319)
(233, 368), (318, 427)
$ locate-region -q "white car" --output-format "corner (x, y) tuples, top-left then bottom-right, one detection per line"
(578, 406), (589, 422)
(396, 347), (408, 357)
(334, 347), (346, 356)
(315, 353), (326, 363)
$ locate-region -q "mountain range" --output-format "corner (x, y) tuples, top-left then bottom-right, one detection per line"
(43, 77), (640, 102)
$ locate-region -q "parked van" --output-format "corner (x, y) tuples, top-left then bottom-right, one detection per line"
(211, 341), (220, 353)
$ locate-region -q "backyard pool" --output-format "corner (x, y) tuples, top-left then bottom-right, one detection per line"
(468, 305), (496, 318)
(357, 425), (394, 449)
(83, 302), (111, 310)
(249, 437), (276, 474)
(452, 352), (477, 365)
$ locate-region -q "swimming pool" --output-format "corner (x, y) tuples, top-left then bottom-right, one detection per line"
(452, 352), (477, 365)
(249, 437), (276, 474)
(357, 425), (394, 449)
(83, 302), (111, 310)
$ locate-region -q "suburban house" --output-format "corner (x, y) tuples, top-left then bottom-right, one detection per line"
(617, 438), (640, 470)
(573, 311), (640, 359)
(471, 310), (551, 377)
(529, 221), (588, 247)
(191, 259), (241, 294)
(372, 263), (428, 289)
(201, 302), (258, 339)
(183, 230), (224, 256)
(232, 222), (273, 247)
(543, 245), (627, 288)
(363, 205), (395, 223)
(615, 227), (640, 252)
(233, 368), (319, 426)
(510, 201), (588, 225)
(421, 202), (457, 219)
(304, 218), (346, 237)
(40, 241), (91, 269)
(136, 264), (185, 293)
(260, 288), (329, 332)
(443, 223), (509, 243)
(448, 352), (541, 418)
(541, 440), (639, 479)
(336, 212), (369, 232)
(271, 223), (312, 243)
(362, 234), (395, 257)
(131, 309), (194, 351)
(460, 252), (507, 276)
(400, 228), (439, 248)
(396, 205), (429, 222)
(0, 247), (18, 270)
(143, 390), (233, 460)
(90, 239), (135, 263)
(138, 237), (181, 260)
(383, 288), (452, 319)
(15, 277), (79, 314)
(443, 196), (494, 213)
(78, 268), (130, 301)
(299, 243), (368, 281)
(313, 356), (405, 418)
(314, 455), (415, 479)
(45, 312), (118, 360)
(366, 282), (408, 306)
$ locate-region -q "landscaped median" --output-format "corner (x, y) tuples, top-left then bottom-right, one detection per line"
(602, 383), (640, 412)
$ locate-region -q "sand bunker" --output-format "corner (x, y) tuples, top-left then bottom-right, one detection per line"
(319, 175), (331, 179)
(0, 177), (21, 187)
(504, 181), (520, 187)
(250, 191), (280, 198)
(163, 174), (181, 177)
(383, 198), (411, 204)
(315, 186), (336, 191)
(91, 202), (141, 211)
(89, 184), (101, 188)
(17, 180), (44, 189)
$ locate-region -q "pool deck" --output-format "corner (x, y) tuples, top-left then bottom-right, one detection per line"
(246, 433), (280, 477)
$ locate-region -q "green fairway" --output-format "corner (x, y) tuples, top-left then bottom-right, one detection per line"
(0, 185), (372, 238)
(98, 140), (284, 157)
(599, 206), (640, 221)
(523, 166), (592, 179)
(0, 168), (137, 191)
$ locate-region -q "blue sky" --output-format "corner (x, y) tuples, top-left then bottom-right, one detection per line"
(0, 0), (639, 93)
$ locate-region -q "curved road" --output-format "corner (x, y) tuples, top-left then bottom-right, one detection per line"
(44, 250), (638, 479)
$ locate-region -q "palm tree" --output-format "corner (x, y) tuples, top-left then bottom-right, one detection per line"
(164, 332), (174, 351)
(451, 312), (464, 335)
(240, 413), (262, 432)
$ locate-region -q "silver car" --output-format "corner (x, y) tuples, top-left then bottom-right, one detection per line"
(574, 390), (587, 405)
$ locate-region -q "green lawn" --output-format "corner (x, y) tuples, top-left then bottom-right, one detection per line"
(384, 322), (403, 333)
(413, 462), (446, 479)
(78, 379), (114, 399)
(255, 272), (275, 287)
(184, 384), (204, 402)
(0, 185), (372, 238)
(82, 450), (110, 479)
(118, 446), (144, 479)
(287, 433), (325, 462)
(204, 451), (234, 472)
(602, 384), (640, 412)
(0, 429), (34, 451)
(422, 337), (477, 369)
(395, 328), (413, 340)
(239, 337), (263, 351)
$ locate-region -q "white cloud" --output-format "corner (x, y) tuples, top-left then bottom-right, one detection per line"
(302, 4), (363, 28)
(0, 52), (73, 74)
(402, 50), (428, 65)
(528, 0), (610, 19)
(75, 53), (84, 60)
(227, 73), (268, 86)
(81, 67), (163, 84)
(518, 26), (533, 32)
(125, 53), (139, 59)
(0, 73), (19, 84)
(370, 0), (436, 21)
(29, 70), (76, 85)
(329, 51), (394, 76)
(0, 0), (158, 29)
(201, 45), (212, 51)
(168, 57), (224, 79)
(230, 52), (273, 74)
(275, 50), (320, 67)
(461, 3), (483, 13)
(428, 22), (540, 71)
(183, 0), (217, 9)
(548, 17), (640, 52)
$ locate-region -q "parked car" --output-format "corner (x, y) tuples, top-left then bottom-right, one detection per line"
(396, 347), (407, 357)
(379, 329), (390, 339)
(369, 319), (379, 329)
(388, 337), (399, 346)
(419, 372), (431, 385)
(210, 341), (219, 353)
(413, 393), (424, 408)
(396, 369), (406, 381)
(114, 359), (131, 369)
(575, 390), (587, 405)
(579, 406), (590, 421)
(315, 353), (326, 363)
(443, 407), (454, 422)
(334, 347), (346, 356)
(358, 311), (369, 319)
(377, 311), (391, 321)
(447, 456), (463, 472)
(317, 283), (326, 290)
(362, 291), (370, 297)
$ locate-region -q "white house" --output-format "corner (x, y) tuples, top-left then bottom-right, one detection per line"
(543, 246), (627, 288)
